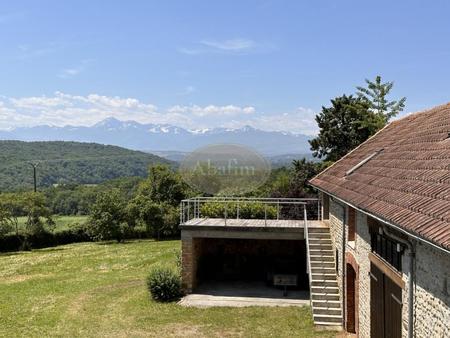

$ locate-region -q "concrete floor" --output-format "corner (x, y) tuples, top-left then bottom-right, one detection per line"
(179, 281), (310, 307)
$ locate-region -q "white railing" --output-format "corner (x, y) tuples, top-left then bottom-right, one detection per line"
(180, 196), (321, 225)
(303, 205), (313, 307)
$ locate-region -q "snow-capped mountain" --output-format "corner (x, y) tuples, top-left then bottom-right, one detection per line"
(0, 117), (312, 156)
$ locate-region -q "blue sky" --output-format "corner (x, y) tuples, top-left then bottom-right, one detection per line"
(0, 0), (449, 134)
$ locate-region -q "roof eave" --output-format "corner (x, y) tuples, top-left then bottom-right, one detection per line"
(310, 184), (450, 254)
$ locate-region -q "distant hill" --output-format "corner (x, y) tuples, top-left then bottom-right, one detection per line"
(0, 141), (172, 192)
(0, 117), (312, 156)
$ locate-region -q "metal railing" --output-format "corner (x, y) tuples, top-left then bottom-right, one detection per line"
(180, 196), (321, 225)
(303, 205), (313, 307)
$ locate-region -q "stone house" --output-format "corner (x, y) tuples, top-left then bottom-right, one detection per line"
(310, 103), (450, 337)
(180, 103), (449, 337)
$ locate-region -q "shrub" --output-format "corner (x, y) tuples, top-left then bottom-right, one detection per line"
(146, 266), (182, 302)
(200, 201), (277, 219)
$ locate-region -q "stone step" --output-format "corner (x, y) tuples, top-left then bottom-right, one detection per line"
(311, 293), (340, 301)
(310, 249), (333, 255)
(313, 314), (342, 324)
(307, 227), (330, 233)
(308, 233), (331, 239)
(312, 300), (341, 308)
(311, 280), (338, 287)
(309, 244), (333, 250)
(311, 267), (336, 274)
(310, 255), (334, 262)
(314, 321), (342, 328)
(309, 239), (331, 245)
(310, 261), (335, 268)
(313, 307), (342, 316)
(312, 273), (337, 280)
(311, 286), (339, 294)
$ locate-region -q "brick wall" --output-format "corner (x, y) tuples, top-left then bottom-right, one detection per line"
(181, 233), (202, 293)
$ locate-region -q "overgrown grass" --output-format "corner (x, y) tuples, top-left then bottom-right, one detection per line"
(0, 240), (335, 337)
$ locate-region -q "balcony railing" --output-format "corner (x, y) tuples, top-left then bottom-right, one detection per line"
(180, 196), (321, 225)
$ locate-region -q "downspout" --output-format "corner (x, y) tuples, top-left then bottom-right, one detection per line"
(341, 204), (346, 330)
(380, 224), (415, 338)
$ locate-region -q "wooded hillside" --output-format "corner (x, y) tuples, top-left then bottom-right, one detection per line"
(0, 141), (172, 192)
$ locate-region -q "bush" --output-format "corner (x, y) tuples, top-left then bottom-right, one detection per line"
(200, 201), (277, 219)
(146, 266), (182, 302)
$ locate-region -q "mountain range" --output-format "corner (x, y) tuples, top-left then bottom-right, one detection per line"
(0, 118), (312, 156)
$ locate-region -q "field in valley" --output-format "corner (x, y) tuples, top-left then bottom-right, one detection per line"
(0, 239), (335, 338)
(16, 215), (88, 232)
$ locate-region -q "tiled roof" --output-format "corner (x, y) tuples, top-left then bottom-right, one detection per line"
(310, 103), (450, 251)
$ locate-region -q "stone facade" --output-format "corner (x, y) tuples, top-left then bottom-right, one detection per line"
(413, 241), (450, 337)
(325, 194), (450, 338)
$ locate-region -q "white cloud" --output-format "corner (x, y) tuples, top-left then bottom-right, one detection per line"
(58, 59), (93, 79)
(179, 38), (275, 55)
(168, 104), (255, 117)
(200, 38), (256, 51)
(0, 92), (317, 134)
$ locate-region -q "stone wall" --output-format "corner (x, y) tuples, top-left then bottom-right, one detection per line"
(413, 241), (450, 337)
(326, 195), (450, 338)
(352, 210), (372, 338)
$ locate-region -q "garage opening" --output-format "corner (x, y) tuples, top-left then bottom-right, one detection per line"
(195, 238), (308, 292)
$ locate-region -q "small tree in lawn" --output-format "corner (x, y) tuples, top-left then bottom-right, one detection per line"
(21, 192), (54, 235)
(87, 189), (127, 242)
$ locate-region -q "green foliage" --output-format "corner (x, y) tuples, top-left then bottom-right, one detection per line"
(146, 265), (182, 302)
(0, 197), (19, 236)
(0, 141), (171, 192)
(44, 176), (143, 216)
(309, 95), (374, 162)
(310, 76), (405, 162)
(200, 201), (277, 219)
(128, 196), (180, 239)
(86, 189), (127, 242)
(356, 75), (406, 121)
(20, 192), (54, 235)
(137, 165), (189, 206)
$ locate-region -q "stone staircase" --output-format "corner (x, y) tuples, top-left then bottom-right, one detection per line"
(307, 227), (342, 327)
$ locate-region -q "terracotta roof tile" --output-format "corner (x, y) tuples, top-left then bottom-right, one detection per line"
(310, 103), (450, 251)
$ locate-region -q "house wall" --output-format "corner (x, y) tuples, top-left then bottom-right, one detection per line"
(326, 195), (450, 338)
(412, 241), (450, 337)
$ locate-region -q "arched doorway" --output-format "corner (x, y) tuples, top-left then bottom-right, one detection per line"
(346, 263), (357, 334)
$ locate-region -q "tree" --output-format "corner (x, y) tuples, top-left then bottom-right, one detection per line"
(309, 95), (374, 161)
(356, 75), (406, 129)
(0, 194), (21, 236)
(137, 165), (189, 206)
(290, 159), (327, 196)
(87, 189), (127, 242)
(20, 192), (54, 235)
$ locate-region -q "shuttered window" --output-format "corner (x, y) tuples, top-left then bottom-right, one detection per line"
(348, 207), (356, 242)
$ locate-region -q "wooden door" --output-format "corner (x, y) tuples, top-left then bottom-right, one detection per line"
(370, 262), (402, 338)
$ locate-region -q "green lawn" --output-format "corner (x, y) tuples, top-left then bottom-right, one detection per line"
(0, 240), (336, 338)
(16, 215), (88, 232)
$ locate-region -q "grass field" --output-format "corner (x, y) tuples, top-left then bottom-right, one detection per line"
(16, 215), (88, 232)
(0, 240), (336, 338)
